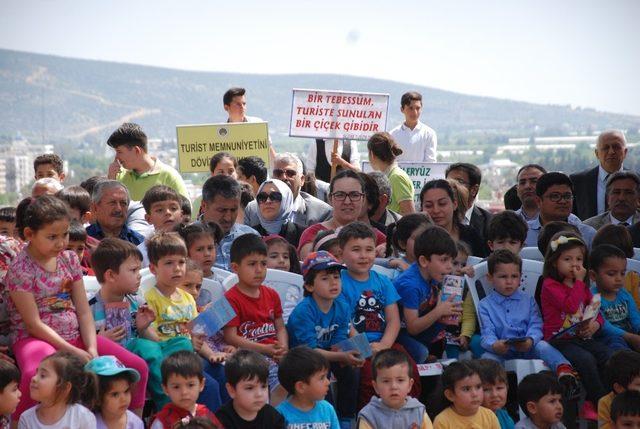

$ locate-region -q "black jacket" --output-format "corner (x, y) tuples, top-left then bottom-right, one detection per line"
(570, 166), (599, 221)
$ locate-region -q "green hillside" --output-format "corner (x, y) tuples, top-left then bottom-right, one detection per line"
(2, 48), (639, 143)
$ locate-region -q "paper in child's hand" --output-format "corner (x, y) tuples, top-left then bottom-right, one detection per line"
(440, 275), (464, 325)
(334, 333), (373, 360)
(190, 296), (236, 337)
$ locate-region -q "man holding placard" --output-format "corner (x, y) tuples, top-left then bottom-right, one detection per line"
(389, 91), (438, 163)
(223, 87), (276, 161)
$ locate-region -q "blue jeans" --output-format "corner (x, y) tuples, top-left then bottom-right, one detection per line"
(397, 329), (444, 364)
(481, 340), (569, 371)
(198, 372), (222, 412)
(202, 359), (230, 404)
(445, 334), (484, 359)
(596, 331), (630, 351)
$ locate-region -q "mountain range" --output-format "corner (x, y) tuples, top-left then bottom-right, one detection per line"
(1, 48), (639, 143)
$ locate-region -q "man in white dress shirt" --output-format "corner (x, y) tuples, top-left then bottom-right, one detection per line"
(389, 91), (437, 162)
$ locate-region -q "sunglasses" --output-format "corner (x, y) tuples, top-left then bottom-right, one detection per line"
(256, 191), (283, 204)
(273, 168), (298, 178)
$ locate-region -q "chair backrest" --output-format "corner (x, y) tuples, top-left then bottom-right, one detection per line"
(520, 247), (544, 261)
(222, 269), (304, 323)
(139, 273), (156, 297)
(627, 258), (640, 274)
(466, 256), (483, 266)
(212, 267), (234, 281)
(633, 248), (640, 261)
(83, 276), (100, 300)
(201, 277), (226, 303)
(465, 259), (544, 328)
(371, 264), (398, 281)
(139, 267), (151, 278)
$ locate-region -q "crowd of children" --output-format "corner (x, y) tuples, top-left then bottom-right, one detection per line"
(0, 147), (639, 429)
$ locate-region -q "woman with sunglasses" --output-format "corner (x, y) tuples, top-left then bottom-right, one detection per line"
(250, 178), (305, 247)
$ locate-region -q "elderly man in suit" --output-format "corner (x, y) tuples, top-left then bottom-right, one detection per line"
(243, 152), (332, 227)
(571, 130), (628, 220)
(584, 171), (640, 230)
(446, 162), (492, 243)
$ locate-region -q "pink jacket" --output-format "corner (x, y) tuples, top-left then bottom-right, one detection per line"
(540, 277), (603, 340)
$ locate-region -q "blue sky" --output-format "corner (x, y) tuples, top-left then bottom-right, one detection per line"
(2, 0), (639, 115)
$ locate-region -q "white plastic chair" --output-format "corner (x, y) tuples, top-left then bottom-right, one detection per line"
(627, 258), (640, 275)
(222, 269), (304, 323)
(464, 259), (548, 418)
(212, 267), (234, 281)
(371, 264), (398, 280)
(520, 247), (544, 261)
(466, 256), (483, 266)
(633, 249), (640, 261)
(466, 260), (544, 320)
(139, 267), (151, 278)
(83, 276), (100, 300)
(201, 277), (226, 303)
(139, 273), (156, 297)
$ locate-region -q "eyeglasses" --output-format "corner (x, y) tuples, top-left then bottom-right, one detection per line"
(545, 192), (573, 202)
(331, 191), (364, 202)
(273, 168), (298, 179)
(256, 191), (283, 204)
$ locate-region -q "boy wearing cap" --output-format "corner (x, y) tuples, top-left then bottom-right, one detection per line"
(287, 250), (365, 428)
(85, 355), (144, 429)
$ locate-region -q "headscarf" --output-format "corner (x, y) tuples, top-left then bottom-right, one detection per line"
(256, 179), (295, 235)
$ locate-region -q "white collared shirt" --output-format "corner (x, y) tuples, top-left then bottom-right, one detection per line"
(463, 205), (474, 226)
(598, 165), (623, 214)
(609, 212), (634, 226)
(388, 120), (437, 162)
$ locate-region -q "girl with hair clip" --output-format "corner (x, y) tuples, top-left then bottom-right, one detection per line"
(541, 231), (612, 420)
(4, 196), (148, 421)
(312, 230), (341, 260)
(18, 351), (97, 428)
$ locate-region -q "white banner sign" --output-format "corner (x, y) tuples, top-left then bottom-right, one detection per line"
(289, 88), (389, 141)
(361, 161), (450, 203)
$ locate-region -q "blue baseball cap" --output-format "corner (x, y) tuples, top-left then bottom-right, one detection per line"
(84, 355), (140, 382)
(301, 251), (345, 277)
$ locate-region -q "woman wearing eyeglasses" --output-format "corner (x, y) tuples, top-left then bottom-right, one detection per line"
(298, 170), (387, 259)
(367, 132), (416, 216)
(250, 178), (305, 247)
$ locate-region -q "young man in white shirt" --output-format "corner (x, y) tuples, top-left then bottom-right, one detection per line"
(389, 91), (437, 163)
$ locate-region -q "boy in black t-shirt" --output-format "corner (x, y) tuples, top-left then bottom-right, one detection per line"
(216, 350), (285, 429)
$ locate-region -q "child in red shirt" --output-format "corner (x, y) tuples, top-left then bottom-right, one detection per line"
(223, 234), (288, 404)
(151, 351), (223, 429)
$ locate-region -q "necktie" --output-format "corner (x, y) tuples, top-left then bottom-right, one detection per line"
(604, 174), (610, 211)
